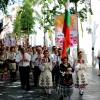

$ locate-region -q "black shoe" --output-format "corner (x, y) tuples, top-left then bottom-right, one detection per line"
(59, 96), (63, 100)
(48, 93), (51, 98)
(33, 84), (37, 87)
(44, 92), (47, 94)
(79, 91), (83, 95)
(21, 86), (25, 89)
(48, 93), (51, 95)
(26, 88), (31, 91)
(64, 95), (67, 97)
(22, 87), (24, 89)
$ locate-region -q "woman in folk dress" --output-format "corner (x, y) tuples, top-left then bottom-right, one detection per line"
(0, 49), (8, 80)
(74, 51), (88, 95)
(7, 46), (17, 81)
(39, 50), (53, 95)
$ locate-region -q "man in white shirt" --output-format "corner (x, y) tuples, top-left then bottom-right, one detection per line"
(16, 47), (31, 90)
(32, 47), (44, 86)
(51, 47), (58, 83)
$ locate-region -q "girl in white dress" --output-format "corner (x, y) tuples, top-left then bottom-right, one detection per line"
(39, 50), (53, 95)
(74, 51), (88, 95)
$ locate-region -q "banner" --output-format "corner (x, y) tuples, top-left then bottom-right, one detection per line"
(10, 33), (17, 46)
(54, 15), (64, 48)
(54, 14), (78, 48)
(2, 33), (16, 46)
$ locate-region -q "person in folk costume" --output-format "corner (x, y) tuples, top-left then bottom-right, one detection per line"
(49, 46), (57, 61)
(74, 51), (88, 95)
(51, 47), (59, 83)
(0, 49), (8, 80)
(26, 46), (34, 75)
(7, 46), (17, 81)
(6, 46), (10, 56)
(32, 46), (37, 55)
(31, 46), (37, 68)
(50, 45), (54, 62)
(32, 47), (44, 86)
(55, 48), (62, 84)
(27, 46), (33, 55)
(57, 57), (74, 100)
(39, 50), (53, 96)
(42, 45), (47, 52)
(15, 47), (31, 90)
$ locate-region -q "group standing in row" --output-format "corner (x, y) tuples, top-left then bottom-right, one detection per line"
(0, 44), (88, 100)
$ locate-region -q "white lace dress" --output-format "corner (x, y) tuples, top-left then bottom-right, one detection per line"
(39, 62), (53, 88)
(74, 62), (88, 88)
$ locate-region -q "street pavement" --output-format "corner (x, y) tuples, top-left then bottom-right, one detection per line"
(0, 66), (100, 100)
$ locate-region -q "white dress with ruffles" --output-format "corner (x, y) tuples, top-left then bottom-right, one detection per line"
(74, 63), (88, 88)
(39, 62), (53, 88)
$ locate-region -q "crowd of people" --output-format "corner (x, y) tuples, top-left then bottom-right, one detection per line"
(0, 44), (88, 100)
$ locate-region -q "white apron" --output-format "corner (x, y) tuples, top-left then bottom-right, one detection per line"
(39, 62), (53, 88)
(74, 63), (88, 88)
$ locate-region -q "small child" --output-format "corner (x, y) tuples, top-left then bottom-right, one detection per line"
(57, 67), (74, 100)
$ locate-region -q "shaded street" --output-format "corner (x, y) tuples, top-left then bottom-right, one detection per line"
(0, 66), (100, 100)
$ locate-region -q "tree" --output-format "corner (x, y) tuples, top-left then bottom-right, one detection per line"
(20, 0), (35, 36)
(13, 0), (35, 40)
(13, 12), (22, 39)
(13, 0), (93, 46)
(34, 0), (64, 44)
(57, 0), (93, 21)
(35, 0), (93, 43)
(0, 0), (15, 13)
(0, 0), (9, 13)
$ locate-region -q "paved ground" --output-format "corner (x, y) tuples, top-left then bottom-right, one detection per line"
(0, 66), (100, 100)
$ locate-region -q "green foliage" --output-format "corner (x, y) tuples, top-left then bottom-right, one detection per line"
(13, 13), (22, 39)
(0, 0), (9, 13)
(37, 0), (54, 33)
(37, 0), (64, 34)
(13, 0), (35, 38)
(58, 0), (80, 5)
(2, 0), (93, 39)
(57, 0), (93, 22)
(21, 0), (34, 35)
(77, 3), (93, 21)
(0, 0), (15, 13)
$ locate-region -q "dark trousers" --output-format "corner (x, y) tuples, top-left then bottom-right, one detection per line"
(52, 68), (56, 82)
(55, 68), (59, 84)
(33, 66), (41, 86)
(10, 72), (16, 79)
(52, 66), (59, 84)
(19, 66), (30, 89)
(99, 64), (100, 70)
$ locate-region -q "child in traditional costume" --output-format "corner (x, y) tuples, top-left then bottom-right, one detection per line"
(57, 57), (74, 100)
